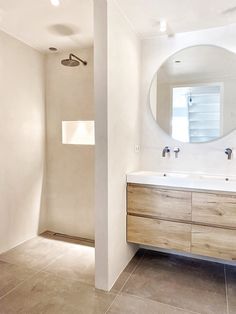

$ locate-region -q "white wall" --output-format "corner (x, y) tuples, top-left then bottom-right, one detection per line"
(95, 0), (141, 291)
(140, 24), (236, 175)
(0, 30), (46, 253)
(45, 48), (94, 240)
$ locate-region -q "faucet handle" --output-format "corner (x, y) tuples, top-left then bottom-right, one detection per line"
(225, 148), (233, 160)
(173, 147), (180, 158)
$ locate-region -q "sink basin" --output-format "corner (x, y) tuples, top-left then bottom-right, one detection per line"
(199, 174), (236, 182)
(128, 171), (191, 178)
(127, 171), (236, 192)
(162, 172), (190, 178)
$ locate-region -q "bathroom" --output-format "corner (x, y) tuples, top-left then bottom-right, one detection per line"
(0, 0), (236, 313)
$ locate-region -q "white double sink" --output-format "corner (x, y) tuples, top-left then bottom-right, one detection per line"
(127, 171), (236, 192)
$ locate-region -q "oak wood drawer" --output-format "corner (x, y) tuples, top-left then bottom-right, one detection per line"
(191, 225), (236, 261)
(127, 215), (191, 252)
(127, 184), (191, 221)
(192, 192), (236, 228)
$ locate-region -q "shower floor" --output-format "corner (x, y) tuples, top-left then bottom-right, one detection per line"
(0, 233), (235, 313)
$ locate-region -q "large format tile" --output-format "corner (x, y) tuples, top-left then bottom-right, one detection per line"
(0, 260), (35, 298)
(44, 244), (95, 285)
(0, 236), (68, 270)
(122, 251), (227, 314)
(226, 265), (236, 314)
(0, 272), (115, 314)
(111, 249), (145, 293)
(108, 293), (198, 314)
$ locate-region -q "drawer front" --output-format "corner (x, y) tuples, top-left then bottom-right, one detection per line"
(192, 192), (236, 228)
(127, 184), (191, 221)
(127, 215), (191, 252)
(191, 225), (236, 261)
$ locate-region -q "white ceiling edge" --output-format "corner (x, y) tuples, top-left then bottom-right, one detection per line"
(139, 22), (236, 41)
(0, 24), (93, 55)
(0, 26), (41, 53)
(0, 0), (93, 53)
(111, 0), (143, 38)
(115, 0), (236, 41)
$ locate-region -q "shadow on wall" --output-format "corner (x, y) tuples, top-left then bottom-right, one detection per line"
(47, 24), (79, 37)
(47, 23), (90, 47)
(37, 160), (47, 235)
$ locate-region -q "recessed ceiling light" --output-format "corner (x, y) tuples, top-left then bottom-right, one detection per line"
(160, 19), (167, 32)
(50, 0), (60, 7)
(49, 47), (58, 52)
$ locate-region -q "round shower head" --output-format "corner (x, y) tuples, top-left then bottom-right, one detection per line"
(61, 58), (80, 67)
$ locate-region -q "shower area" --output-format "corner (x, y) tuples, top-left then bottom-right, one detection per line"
(45, 48), (94, 241)
(0, 0), (95, 256)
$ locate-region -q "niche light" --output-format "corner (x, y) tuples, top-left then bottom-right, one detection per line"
(62, 121), (95, 145)
(50, 0), (60, 7)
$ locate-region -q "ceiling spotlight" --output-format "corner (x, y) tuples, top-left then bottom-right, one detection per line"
(160, 19), (167, 32)
(49, 47), (58, 52)
(50, 0), (60, 7)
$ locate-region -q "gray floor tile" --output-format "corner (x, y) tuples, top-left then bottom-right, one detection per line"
(111, 249), (145, 293)
(44, 244), (95, 285)
(107, 293), (198, 314)
(0, 272), (115, 314)
(0, 260), (35, 298)
(226, 265), (236, 314)
(0, 236), (68, 271)
(122, 251), (227, 314)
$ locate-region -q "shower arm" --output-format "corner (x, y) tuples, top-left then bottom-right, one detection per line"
(69, 54), (87, 66)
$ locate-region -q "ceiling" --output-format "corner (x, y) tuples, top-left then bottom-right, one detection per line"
(0, 0), (236, 52)
(0, 0), (93, 52)
(116, 0), (236, 37)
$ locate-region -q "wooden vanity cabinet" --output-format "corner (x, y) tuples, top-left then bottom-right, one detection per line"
(127, 215), (191, 252)
(192, 192), (236, 228)
(127, 184), (191, 221)
(191, 225), (236, 261)
(127, 183), (236, 261)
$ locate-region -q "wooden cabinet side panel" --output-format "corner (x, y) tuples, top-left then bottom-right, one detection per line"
(191, 225), (236, 261)
(127, 215), (191, 253)
(127, 184), (191, 221)
(192, 192), (236, 228)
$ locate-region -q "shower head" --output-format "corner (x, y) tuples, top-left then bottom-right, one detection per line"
(61, 58), (80, 67)
(61, 53), (87, 67)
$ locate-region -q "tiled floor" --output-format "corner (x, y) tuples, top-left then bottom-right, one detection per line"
(0, 234), (235, 314)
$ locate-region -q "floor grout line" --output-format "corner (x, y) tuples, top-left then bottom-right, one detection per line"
(117, 250), (146, 293)
(0, 250), (67, 301)
(224, 264), (230, 314)
(120, 291), (201, 314)
(104, 250), (146, 314)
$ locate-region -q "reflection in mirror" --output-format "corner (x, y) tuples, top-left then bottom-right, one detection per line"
(150, 45), (236, 143)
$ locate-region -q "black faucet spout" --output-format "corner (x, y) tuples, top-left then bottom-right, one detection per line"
(162, 146), (170, 157)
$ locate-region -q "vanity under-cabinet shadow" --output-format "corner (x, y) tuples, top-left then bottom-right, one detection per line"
(0, 235), (235, 314)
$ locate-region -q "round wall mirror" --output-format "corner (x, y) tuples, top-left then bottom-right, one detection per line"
(149, 45), (236, 143)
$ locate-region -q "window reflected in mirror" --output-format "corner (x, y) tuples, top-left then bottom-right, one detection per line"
(172, 85), (222, 143)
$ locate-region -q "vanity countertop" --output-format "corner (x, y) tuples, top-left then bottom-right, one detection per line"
(127, 171), (236, 193)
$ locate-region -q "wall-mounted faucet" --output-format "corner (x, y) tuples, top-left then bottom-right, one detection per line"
(225, 148), (232, 160)
(162, 146), (170, 157)
(173, 147), (180, 158)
